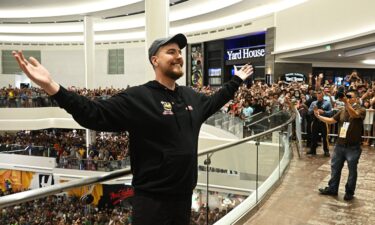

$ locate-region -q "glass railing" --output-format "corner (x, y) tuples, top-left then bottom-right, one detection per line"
(0, 96), (59, 108)
(205, 112), (244, 138)
(0, 95), (112, 108)
(196, 110), (293, 224)
(0, 145), (130, 171)
(0, 145), (51, 156)
(205, 110), (289, 139)
(0, 109), (295, 224)
(56, 156), (130, 171)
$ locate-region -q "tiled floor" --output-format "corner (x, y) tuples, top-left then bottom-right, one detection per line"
(244, 145), (375, 225)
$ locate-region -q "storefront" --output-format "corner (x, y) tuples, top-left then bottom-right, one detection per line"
(187, 32), (266, 87)
(224, 32), (266, 85)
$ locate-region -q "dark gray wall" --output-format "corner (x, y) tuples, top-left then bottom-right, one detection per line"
(274, 63), (312, 81)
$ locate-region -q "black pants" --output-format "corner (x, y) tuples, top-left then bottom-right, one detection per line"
(305, 115), (313, 147)
(132, 194), (192, 225)
(310, 120), (329, 153)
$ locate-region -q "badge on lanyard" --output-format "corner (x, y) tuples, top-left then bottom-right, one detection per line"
(339, 122), (350, 138)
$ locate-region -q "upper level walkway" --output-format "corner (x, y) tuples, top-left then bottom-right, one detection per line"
(244, 145), (375, 225)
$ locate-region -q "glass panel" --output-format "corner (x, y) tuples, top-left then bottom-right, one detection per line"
(196, 140), (257, 224)
(0, 110), (294, 224)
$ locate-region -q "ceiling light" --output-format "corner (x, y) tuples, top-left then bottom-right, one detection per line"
(363, 59), (375, 65)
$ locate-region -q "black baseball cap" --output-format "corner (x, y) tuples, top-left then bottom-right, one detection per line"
(148, 33), (187, 64)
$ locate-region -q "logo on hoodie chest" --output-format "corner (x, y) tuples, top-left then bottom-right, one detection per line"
(160, 101), (194, 115)
(161, 101), (174, 115)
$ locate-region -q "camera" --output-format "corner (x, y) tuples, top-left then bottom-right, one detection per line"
(336, 92), (352, 99)
(335, 92), (345, 99)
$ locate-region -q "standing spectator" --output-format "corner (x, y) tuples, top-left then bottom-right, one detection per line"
(307, 90), (333, 156)
(363, 100), (374, 146)
(315, 91), (365, 201)
(13, 33), (253, 225)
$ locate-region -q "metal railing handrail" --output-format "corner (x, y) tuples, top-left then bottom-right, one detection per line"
(0, 167), (132, 208)
(199, 111), (295, 156)
(245, 110), (284, 128)
(0, 111), (295, 210)
(247, 111), (263, 119)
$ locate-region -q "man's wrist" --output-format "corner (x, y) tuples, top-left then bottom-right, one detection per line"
(42, 81), (60, 96)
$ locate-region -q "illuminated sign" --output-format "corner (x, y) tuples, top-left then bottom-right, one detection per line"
(285, 73), (305, 82)
(226, 46), (265, 61)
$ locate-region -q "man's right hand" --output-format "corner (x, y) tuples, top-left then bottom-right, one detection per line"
(13, 50), (60, 95)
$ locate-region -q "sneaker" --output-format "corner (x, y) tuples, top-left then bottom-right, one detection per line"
(344, 193), (354, 201)
(324, 152), (330, 157)
(319, 187), (338, 196)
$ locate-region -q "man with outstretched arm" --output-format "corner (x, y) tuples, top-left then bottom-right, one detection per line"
(314, 91), (365, 201)
(13, 33), (253, 225)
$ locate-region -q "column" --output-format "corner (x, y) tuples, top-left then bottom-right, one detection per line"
(83, 16), (95, 89)
(144, 0), (169, 81)
(85, 130), (96, 158)
(83, 16), (96, 154)
(265, 27), (276, 83)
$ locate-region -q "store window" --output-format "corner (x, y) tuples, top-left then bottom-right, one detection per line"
(108, 49), (124, 75)
(2, 50), (41, 74)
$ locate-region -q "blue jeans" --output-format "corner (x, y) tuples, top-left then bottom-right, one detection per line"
(328, 144), (362, 195)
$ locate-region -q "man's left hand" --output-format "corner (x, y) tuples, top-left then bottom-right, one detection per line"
(234, 64), (254, 81)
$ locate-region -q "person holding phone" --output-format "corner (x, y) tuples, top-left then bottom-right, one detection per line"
(12, 33), (253, 225)
(314, 91), (365, 201)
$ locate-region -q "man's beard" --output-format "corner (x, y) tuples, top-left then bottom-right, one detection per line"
(165, 68), (184, 81)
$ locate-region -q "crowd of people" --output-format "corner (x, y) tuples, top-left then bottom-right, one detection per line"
(0, 190), (133, 225)
(2, 71), (375, 162)
(1, 70), (375, 224)
(195, 72), (375, 147)
(0, 85), (127, 108)
(0, 129), (130, 171)
(1, 188), (237, 225)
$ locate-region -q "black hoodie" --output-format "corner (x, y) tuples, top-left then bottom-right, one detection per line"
(52, 76), (243, 198)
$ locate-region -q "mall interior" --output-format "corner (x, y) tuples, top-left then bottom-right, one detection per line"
(1, 0), (375, 224)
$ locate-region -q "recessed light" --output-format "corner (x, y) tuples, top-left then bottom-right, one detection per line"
(338, 53), (342, 57)
(363, 59), (375, 65)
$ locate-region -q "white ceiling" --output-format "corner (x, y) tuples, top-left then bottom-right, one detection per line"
(0, 0), (284, 39)
(0, 0), (375, 66)
(275, 32), (375, 67)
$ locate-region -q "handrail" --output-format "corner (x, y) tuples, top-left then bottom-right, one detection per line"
(247, 111), (263, 119)
(199, 111), (294, 156)
(0, 167), (132, 208)
(0, 110), (295, 210)
(245, 110), (284, 128)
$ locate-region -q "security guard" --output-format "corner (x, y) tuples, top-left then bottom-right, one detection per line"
(307, 89), (333, 156)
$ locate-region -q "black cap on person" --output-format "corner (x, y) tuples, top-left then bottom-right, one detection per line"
(148, 33), (187, 64)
